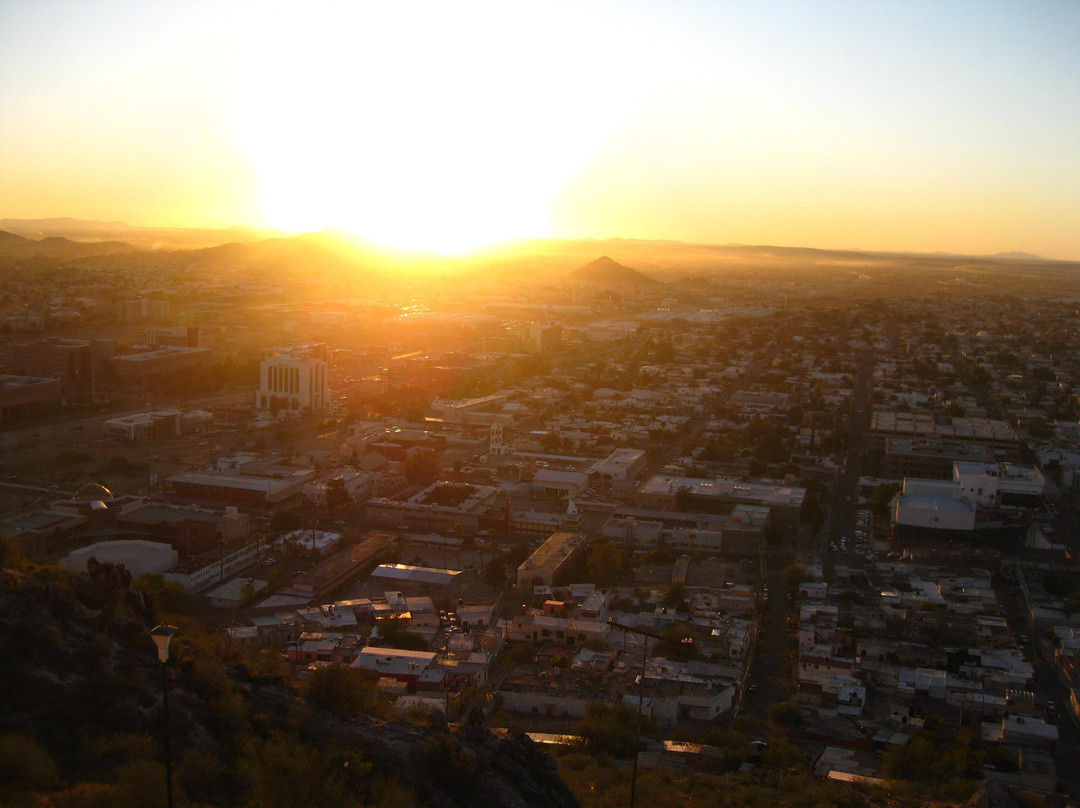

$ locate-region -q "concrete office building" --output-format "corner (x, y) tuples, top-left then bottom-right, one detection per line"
(0, 375), (62, 420)
(8, 337), (116, 392)
(257, 342), (328, 412)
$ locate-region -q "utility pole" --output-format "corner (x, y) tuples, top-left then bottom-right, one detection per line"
(606, 619), (695, 808)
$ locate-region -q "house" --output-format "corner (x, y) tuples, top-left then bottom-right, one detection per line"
(351, 647), (437, 684)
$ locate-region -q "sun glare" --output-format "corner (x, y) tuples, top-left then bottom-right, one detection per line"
(228, 3), (645, 253)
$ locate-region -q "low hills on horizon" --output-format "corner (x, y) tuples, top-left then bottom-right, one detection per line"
(1, 218), (1077, 296)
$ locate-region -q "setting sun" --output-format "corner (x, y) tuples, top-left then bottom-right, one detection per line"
(227, 3), (646, 253)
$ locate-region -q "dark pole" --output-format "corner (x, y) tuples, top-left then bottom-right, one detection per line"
(151, 624), (177, 808)
(629, 634), (646, 808)
(161, 659), (174, 808)
(609, 619), (687, 808)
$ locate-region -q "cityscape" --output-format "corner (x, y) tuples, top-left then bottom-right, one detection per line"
(2, 2), (1080, 807)
(2, 231), (1080, 806)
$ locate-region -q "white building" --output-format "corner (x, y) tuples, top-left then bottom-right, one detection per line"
(257, 343), (328, 413)
(590, 448), (648, 482)
(60, 540), (178, 578)
(892, 479), (977, 531)
(303, 470), (377, 506)
(952, 462), (1046, 508)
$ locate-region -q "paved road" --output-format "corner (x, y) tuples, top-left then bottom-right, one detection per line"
(997, 578), (1079, 796)
(820, 348), (875, 571)
(738, 566), (788, 725)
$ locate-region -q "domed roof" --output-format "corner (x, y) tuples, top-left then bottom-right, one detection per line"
(73, 482), (113, 502)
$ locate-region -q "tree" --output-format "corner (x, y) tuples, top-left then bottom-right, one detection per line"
(655, 624), (697, 660)
(753, 432), (790, 464)
(780, 563), (808, 595)
(241, 732), (370, 808)
(586, 540), (624, 587)
(305, 664), (377, 716)
(0, 531), (22, 568)
(269, 509), (301, 532)
(482, 554), (507, 587)
(133, 573), (193, 616)
(868, 483), (900, 518)
(377, 618), (429, 651)
(573, 702), (656, 757)
(652, 340), (676, 364)
(675, 485), (694, 511)
(662, 584), (687, 610)
(324, 477), (350, 512)
(404, 449), (441, 486)
(761, 740), (806, 769)
(767, 701), (803, 734)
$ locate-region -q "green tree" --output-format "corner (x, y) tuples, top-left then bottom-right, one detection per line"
(482, 553), (507, 587)
(768, 701), (803, 734)
(377, 618), (429, 651)
(133, 573), (193, 616)
(420, 732), (482, 803)
(574, 702), (656, 757)
(700, 728), (751, 768)
(269, 508), (301, 532)
(305, 664), (377, 716)
(404, 449), (441, 486)
(761, 739), (806, 769)
(0, 731), (59, 791)
(653, 340), (676, 364)
(674, 485), (694, 511)
(780, 563), (807, 595)
(241, 732), (370, 808)
(662, 584), (687, 610)
(324, 476), (350, 512)
(753, 432), (790, 464)
(868, 482), (900, 518)
(655, 623), (698, 660)
(586, 540), (624, 587)
(0, 531), (22, 569)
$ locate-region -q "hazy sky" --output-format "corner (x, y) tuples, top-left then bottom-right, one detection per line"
(2, 1), (1078, 257)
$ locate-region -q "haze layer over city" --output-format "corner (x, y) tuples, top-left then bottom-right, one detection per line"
(2, 3), (1080, 807)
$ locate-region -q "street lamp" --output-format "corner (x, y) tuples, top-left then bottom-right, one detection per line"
(150, 624), (178, 808)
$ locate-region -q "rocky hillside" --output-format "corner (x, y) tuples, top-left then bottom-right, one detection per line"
(0, 557), (578, 807)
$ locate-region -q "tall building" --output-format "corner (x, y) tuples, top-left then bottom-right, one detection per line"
(257, 342), (329, 412)
(118, 299), (170, 322)
(530, 321), (562, 352)
(8, 338), (116, 392)
(109, 346), (212, 388)
(147, 325), (202, 348)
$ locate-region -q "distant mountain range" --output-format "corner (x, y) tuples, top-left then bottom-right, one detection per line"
(0, 227), (134, 260)
(0, 219), (1074, 283)
(0, 218), (286, 251)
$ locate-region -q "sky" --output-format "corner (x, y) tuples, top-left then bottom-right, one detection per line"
(1, 0), (1079, 257)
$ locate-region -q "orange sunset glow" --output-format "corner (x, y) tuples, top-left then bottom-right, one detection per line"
(2, 1), (1079, 257)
